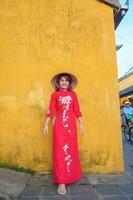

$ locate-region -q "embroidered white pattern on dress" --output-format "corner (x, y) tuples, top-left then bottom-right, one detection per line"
(63, 144), (72, 174)
(60, 95), (73, 174)
(59, 96), (72, 130)
(59, 96), (72, 105)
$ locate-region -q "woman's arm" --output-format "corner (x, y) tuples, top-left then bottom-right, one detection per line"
(44, 93), (56, 135)
(73, 93), (84, 135)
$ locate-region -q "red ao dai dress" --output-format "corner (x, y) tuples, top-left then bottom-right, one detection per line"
(46, 88), (83, 184)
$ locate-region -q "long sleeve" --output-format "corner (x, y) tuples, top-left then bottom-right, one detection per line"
(46, 92), (56, 119)
(73, 92), (82, 118)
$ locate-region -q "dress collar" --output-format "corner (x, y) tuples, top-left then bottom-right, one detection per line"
(59, 88), (69, 92)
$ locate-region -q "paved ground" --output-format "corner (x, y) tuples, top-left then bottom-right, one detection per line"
(18, 173), (133, 200)
(0, 134), (133, 200)
(1, 170), (133, 200)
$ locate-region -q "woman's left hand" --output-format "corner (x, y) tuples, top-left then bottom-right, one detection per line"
(79, 124), (84, 136)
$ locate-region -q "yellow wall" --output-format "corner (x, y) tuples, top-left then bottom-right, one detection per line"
(119, 73), (133, 91)
(0, 0), (124, 173)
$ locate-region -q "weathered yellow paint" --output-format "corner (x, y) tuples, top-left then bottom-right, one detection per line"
(0, 0), (124, 173)
(119, 73), (133, 91)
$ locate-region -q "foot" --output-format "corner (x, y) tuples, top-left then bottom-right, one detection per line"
(57, 184), (66, 195)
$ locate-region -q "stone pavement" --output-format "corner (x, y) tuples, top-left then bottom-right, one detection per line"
(1, 169), (133, 200)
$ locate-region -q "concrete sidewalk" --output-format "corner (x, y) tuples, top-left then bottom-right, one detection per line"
(0, 168), (133, 200)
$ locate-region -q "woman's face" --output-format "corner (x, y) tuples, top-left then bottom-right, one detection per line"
(59, 76), (70, 89)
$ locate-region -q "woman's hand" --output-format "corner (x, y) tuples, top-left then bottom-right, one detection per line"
(44, 117), (51, 135)
(44, 124), (48, 135)
(79, 123), (84, 136)
(77, 117), (84, 136)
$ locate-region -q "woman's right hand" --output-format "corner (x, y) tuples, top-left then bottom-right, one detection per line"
(44, 117), (51, 135)
(44, 124), (48, 135)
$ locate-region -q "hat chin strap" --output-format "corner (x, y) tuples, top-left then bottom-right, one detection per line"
(68, 83), (73, 89)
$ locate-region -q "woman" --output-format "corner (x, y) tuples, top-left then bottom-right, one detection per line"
(44, 72), (84, 195)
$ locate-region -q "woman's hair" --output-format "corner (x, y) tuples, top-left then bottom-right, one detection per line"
(56, 73), (72, 84)
(56, 73), (73, 90)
